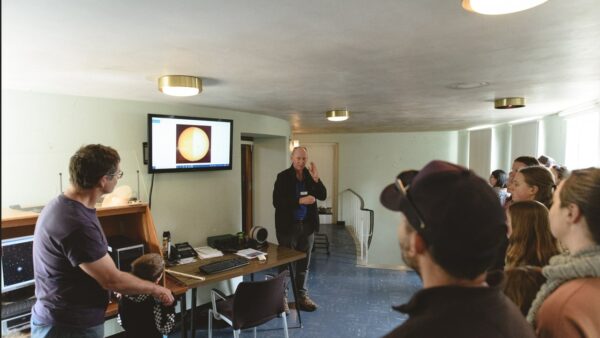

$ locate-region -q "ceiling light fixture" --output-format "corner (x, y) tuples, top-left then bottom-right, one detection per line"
(462, 0), (548, 15)
(495, 97), (525, 109)
(158, 75), (202, 97)
(326, 109), (350, 122)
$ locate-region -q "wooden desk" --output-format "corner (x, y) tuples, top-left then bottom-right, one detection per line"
(1, 204), (190, 332)
(167, 243), (307, 337)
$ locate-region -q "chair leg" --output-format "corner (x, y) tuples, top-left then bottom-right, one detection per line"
(281, 312), (289, 338)
(208, 309), (213, 338)
(233, 329), (240, 338)
(253, 326), (257, 338)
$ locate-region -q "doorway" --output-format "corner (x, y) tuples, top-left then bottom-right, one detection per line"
(241, 138), (253, 234)
(302, 142), (338, 223)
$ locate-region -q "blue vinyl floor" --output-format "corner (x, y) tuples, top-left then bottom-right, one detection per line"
(178, 224), (422, 338)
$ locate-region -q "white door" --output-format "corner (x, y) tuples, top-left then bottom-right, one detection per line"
(302, 143), (338, 223)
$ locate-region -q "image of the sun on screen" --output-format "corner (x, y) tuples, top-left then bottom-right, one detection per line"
(176, 125), (211, 163)
(148, 114), (233, 173)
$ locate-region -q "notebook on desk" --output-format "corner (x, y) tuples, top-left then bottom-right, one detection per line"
(194, 246), (223, 259)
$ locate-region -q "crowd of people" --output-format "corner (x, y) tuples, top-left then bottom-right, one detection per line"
(380, 155), (599, 338)
(21, 143), (597, 338)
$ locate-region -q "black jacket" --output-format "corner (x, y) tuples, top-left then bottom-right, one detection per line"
(273, 165), (327, 235)
(383, 272), (535, 338)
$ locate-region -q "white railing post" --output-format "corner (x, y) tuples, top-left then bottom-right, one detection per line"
(339, 189), (373, 266)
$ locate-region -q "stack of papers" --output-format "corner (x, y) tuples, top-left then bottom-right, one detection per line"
(178, 257), (196, 264)
(236, 248), (267, 259)
(195, 246), (224, 259)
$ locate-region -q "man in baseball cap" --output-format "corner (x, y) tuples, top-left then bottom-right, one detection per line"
(380, 160), (535, 338)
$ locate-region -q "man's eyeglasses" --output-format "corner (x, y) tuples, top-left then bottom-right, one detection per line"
(107, 170), (124, 179)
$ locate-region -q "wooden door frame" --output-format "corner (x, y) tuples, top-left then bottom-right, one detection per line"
(302, 142), (339, 223)
(241, 140), (253, 234)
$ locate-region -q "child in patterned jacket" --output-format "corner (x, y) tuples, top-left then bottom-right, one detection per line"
(118, 253), (176, 338)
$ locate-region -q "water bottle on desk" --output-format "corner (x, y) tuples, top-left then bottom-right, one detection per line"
(162, 231), (171, 261)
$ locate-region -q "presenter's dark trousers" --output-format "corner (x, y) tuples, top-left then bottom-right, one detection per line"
(277, 221), (314, 296)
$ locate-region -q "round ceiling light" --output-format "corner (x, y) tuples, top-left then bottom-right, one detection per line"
(495, 97), (526, 109)
(158, 75), (202, 97)
(462, 0), (548, 15)
(326, 110), (350, 122)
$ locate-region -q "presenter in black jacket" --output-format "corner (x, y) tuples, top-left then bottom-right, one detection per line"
(273, 146), (326, 311)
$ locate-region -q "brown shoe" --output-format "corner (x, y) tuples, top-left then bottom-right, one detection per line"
(297, 295), (318, 312)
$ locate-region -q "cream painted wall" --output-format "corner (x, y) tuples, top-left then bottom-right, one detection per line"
(252, 136), (289, 244)
(296, 131), (459, 266)
(1, 90), (290, 333)
(468, 129), (492, 177)
(2, 90), (290, 328)
(457, 130), (469, 167)
(483, 115), (567, 175)
(2, 90), (290, 249)
(491, 124), (511, 172)
(541, 114), (567, 165)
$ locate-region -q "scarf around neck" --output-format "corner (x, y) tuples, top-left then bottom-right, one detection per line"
(526, 245), (600, 326)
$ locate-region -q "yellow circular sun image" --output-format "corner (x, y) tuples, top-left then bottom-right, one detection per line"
(177, 127), (209, 161)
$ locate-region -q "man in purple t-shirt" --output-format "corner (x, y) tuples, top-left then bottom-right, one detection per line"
(31, 144), (174, 338)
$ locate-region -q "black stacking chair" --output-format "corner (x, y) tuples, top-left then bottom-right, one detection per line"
(312, 232), (330, 255)
(208, 271), (289, 338)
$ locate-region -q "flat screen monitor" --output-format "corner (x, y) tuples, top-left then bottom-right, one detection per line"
(1, 235), (35, 293)
(148, 114), (233, 173)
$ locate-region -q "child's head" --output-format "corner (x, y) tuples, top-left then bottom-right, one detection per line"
(131, 253), (164, 283)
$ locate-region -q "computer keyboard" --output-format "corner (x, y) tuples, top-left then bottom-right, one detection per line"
(199, 257), (250, 275)
(2, 297), (36, 318)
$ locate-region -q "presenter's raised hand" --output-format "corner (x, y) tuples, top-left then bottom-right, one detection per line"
(309, 161), (320, 182)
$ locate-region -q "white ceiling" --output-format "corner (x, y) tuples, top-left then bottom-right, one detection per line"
(2, 0), (600, 133)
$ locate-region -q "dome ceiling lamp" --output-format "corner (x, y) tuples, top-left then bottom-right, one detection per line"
(158, 75), (202, 97)
(462, 0), (548, 15)
(326, 109), (350, 122)
(495, 97), (526, 109)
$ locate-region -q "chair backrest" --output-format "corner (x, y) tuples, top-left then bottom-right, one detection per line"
(232, 270), (289, 329)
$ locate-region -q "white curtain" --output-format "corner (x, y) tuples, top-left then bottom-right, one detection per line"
(510, 121), (540, 162)
(469, 128), (492, 178)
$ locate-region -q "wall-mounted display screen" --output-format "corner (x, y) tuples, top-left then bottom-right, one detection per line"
(148, 114), (233, 173)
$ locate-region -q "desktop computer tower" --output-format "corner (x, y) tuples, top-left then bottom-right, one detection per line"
(107, 236), (145, 272)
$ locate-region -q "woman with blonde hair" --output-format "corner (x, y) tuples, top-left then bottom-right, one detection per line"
(502, 266), (546, 316)
(502, 201), (560, 314)
(527, 168), (600, 338)
(505, 200), (560, 268)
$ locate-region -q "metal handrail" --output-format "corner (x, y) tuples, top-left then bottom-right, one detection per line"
(341, 189), (374, 249)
